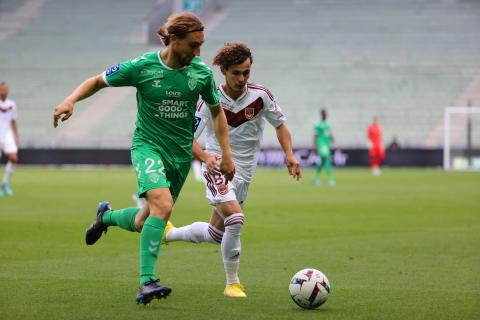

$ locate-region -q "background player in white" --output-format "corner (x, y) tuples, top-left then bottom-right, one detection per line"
(164, 43), (302, 296)
(0, 81), (19, 196)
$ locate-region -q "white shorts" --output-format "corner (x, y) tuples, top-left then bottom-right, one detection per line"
(201, 162), (250, 208)
(1, 130), (17, 154)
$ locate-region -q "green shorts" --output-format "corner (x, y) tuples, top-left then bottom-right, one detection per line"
(131, 144), (191, 201)
(317, 144), (331, 158)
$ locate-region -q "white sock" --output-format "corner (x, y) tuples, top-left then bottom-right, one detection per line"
(3, 161), (14, 184)
(222, 213), (244, 285)
(166, 222), (223, 244)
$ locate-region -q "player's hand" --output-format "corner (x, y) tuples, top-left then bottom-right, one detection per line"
(53, 100), (74, 128)
(285, 154), (301, 181)
(204, 154), (219, 174)
(219, 156), (235, 182)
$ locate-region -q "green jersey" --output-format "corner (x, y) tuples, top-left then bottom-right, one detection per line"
(103, 51), (220, 162)
(314, 120), (333, 148)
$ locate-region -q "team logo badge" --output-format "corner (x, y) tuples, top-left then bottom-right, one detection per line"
(188, 78), (197, 90)
(152, 79), (162, 88)
(218, 183), (228, 195)
(245, 107), (255, 119)
(149, 173), (160, 184)
(0, 106), (13, 113)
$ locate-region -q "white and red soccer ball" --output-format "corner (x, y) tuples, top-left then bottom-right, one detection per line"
(289, 268), (331, 309)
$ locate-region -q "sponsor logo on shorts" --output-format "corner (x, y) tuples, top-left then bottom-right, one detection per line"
(218, 183), (228, 195)
(106, 64), (120, 76)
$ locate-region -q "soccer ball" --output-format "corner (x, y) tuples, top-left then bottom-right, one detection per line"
(289, 268), (331, 309)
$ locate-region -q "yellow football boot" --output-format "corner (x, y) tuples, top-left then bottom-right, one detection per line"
(162, 220), (174, 245)
(224, 283), (247, 298)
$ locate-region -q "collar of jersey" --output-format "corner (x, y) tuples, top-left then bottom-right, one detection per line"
(157, 51), (188, 71)
(220, 84), (248, 102)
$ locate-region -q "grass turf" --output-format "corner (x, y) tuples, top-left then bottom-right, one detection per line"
(0, 167), (479, 319)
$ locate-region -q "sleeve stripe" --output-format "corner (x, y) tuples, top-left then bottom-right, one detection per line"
(247, 83), (274, 101)
(197, 100), (205, 111)
(102, 71), (111, 87)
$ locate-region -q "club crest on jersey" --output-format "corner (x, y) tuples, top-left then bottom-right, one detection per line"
(245, 107), (255, 119)
(0, 106), (13, 113)
(106, 64), (120, 76)
(188, 78), (197, 91)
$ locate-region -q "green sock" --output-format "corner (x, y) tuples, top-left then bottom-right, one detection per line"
(139, 216), (166, 285)
(102, 207), (139, 232)
(324, 157), (334, 180)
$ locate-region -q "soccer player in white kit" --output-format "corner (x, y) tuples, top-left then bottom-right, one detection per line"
(0, 82), (19, 197)
(165, 43), (302, 297)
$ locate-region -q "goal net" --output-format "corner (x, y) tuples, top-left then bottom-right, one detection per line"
(443, 106), (480, 170)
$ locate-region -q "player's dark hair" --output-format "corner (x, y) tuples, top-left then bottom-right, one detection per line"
(213, 43), (253, 70)
(157, 12), (204, 46)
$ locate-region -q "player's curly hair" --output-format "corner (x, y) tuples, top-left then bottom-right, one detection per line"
(157, 12), (204, 46)
(213, 43), (253, 70)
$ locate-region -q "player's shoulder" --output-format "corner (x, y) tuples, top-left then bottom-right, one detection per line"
(190, 56), (213, 74)
(246, 82), (275, 101)
(128, 51), (158, 66)
(1, 99), (16, 108)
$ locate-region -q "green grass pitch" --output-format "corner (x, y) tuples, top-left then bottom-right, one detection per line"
(0, 167), (479, 319)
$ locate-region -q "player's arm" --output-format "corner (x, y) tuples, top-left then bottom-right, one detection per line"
(11, 119), (19, 147)
(276, 123), (301, 181)
(209, 105), (235, 181)
(192, 139), (217, 173)
(53, 75), (107, 128)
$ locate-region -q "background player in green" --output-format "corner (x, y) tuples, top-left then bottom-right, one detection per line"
(52, 12), (235, 304)
(312, 109), (335, 186)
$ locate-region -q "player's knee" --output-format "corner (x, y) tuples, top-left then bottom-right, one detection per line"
(135, 219), (144, 233)
(147, 195), (173, 220)
(7, 153), (17, 163)
(224, 212), (245, 235)
(150, 204), (172, 220)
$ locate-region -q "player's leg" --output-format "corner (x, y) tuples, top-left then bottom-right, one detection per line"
(135, 187), (172, 304)
(323, 153), (335, 186)
(2, 130), (18, 196)
(371, 150), (381, 175)
(217, 199), (246, 298)
(85, 200), (146, 245)
(312, 148), (324, 185)
(165, 206), (224, 243)
(165, 162), (233, 244)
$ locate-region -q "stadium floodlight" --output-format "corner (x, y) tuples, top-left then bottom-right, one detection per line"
(443, 106), (480, 170)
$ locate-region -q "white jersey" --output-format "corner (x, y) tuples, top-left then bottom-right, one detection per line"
(0, 98), (17, 139)
(194, 83), (286, 182)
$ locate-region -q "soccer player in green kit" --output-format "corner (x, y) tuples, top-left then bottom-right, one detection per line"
(312, 109), (335, 186)
(52, 12), (235, 304)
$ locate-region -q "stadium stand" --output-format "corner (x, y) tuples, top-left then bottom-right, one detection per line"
(1, 0), (479, 148)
